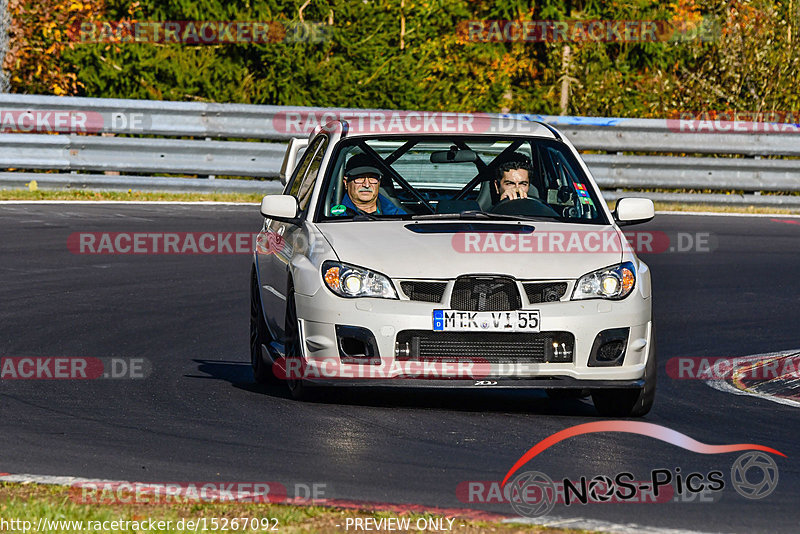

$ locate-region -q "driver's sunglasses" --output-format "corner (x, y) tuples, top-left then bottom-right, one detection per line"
(347, 174), (381, 185)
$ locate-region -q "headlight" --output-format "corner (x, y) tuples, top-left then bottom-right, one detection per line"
(322, 261), (397, 299)
(572, 262), (636, 300)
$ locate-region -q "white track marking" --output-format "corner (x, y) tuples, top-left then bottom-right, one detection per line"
(702, 349), (800, 408)
(705, 380), (800, 408)
(505, 514), (723, 533)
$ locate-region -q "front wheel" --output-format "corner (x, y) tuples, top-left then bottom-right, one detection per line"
(591, 335), (657, 417)
(284, 282), (317, 401)
(250, 272), (279, 385)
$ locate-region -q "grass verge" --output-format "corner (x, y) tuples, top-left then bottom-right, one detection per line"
(0, 482), (585, 534)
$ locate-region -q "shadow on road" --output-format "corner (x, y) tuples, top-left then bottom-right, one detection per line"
(189, 358), (600, 416)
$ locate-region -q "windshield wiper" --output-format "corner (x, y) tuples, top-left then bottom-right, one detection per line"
(459, 210), (539, 221)
(411, 211), (555, 222)
(351, 211), (380, 221)
(410, 213), (465, 220)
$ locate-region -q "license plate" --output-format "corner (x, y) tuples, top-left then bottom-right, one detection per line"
(432, 310), (540, 332)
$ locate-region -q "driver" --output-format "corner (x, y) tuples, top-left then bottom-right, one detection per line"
(494, 154), (534, 202)
(334, 153), (406, 215)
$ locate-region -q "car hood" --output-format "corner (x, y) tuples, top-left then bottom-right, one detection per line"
(316, 220), (624, 279)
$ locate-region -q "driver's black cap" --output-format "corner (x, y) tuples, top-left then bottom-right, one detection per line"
(345, 153), (382, 178)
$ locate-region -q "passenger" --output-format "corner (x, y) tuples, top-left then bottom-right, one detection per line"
(494, 154), (534, 202)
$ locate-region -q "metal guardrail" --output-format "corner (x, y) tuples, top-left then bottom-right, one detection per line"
(516, 114), (800, 157)
(0, 172), (283, 194)
(584, 154), (800, 191)
(0, 133), (284, 177)
(0, 94), (294, 139)
(0, 94), (798, 206)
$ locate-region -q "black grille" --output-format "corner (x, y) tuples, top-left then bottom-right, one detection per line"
(523, 282), (568, 303)
(395, 330), (574, 364)
(400, 281), (447, 303)
(450, 276), (521, 311)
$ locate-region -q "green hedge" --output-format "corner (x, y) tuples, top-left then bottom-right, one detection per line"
(17, 0), (800, 116)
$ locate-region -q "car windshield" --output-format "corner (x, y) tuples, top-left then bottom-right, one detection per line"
(317, 136), (607, 224)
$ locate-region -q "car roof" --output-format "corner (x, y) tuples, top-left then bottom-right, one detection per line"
(313, 115), (559, 140)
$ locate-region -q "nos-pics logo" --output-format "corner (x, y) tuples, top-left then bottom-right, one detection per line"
(502, 421), (783, 518)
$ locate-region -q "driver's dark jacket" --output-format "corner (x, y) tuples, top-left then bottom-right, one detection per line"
(340, 193), (406, 215)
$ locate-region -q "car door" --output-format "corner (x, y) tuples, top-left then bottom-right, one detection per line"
(257, 134), (328, 343)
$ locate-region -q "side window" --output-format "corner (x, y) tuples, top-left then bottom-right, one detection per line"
(537, 145), (599, 219)
(285, 136), (323, 196)
(287, 136), (328, 211)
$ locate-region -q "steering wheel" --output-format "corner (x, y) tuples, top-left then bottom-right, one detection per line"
(488, 197), (560, 218)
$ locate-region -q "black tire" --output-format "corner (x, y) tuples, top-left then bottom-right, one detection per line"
(591, 334), (657, 417)
(250, 271), (279, 385)
(284, 282), (316, 401)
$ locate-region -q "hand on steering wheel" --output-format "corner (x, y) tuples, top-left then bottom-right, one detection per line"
(498, 187), (528, 201)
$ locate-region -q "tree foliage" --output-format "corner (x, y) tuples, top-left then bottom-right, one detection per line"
(5, 0), (799, 117)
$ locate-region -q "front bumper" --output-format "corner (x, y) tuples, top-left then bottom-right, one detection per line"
(284, 377), (646, 389)
(292, 286), (652, 386)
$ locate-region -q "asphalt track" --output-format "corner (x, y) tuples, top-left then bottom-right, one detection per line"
(1, 203), (798, 533)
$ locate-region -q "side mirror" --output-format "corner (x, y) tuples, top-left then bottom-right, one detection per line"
(279, 138), (310, 186)
(614, 198), (655, 226)
(260, 195), (299, 221)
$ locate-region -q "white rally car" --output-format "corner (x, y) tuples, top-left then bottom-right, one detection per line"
(251, 116), (656, 416)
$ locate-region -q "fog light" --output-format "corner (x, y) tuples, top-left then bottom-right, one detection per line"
(589, 328), (629, 367)
(598, 340), (626, 361)
(547, 333), (575, 362)
(395, 341), (411, 358)
(335, 325), (380, 364)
